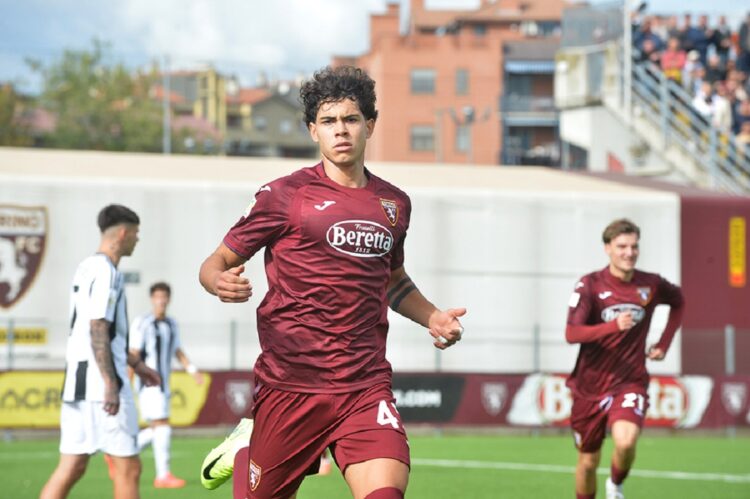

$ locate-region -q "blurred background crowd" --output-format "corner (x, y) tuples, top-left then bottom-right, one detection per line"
(632, 10), (750, 148)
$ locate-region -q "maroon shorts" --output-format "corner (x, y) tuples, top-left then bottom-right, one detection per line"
(235, 381), (410, 499)
(570, 387), (649, 453)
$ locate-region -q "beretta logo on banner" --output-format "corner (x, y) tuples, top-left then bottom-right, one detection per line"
(0, 205), (47, 309)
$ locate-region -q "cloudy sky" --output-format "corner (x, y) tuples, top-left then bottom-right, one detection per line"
(0, 0), (746, 92)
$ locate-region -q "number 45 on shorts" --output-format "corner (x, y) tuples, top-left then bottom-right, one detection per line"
(377, 400), (401, 429)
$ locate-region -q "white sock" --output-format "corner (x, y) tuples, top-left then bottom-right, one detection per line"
(137, 427), (154, 451)
(153, 425), (172, 479)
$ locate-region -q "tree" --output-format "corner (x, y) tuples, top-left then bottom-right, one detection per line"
(0, 84), (33, 146)
(28, 40), (164, 152)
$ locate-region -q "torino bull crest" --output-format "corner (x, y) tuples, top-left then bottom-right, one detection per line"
(0, 205), (47, 309)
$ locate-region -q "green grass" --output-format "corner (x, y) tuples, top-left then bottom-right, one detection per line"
(3, 432), (749, 498)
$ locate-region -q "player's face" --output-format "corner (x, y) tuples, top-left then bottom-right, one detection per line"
(121, 224), (139, 256)
(308, 98), (374, 169)
(605, 233), (639, 277)
(151, 290), (170, 317)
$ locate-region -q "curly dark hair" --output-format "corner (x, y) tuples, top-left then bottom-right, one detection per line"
(299, 66), (378, 125)
(97, 204), (139, 233)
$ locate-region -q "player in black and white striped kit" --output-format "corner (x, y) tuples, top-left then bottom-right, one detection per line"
(130, 281), (203, 488)
(41, 205), (160, 499)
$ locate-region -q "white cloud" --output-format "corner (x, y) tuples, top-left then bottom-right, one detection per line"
(115, 0), (388, 79)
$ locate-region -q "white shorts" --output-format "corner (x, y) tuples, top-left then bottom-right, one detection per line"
(59, 397), (139, 457)
(137, 386), (170, 421)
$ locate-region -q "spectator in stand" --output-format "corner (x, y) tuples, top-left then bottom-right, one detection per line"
(683, 52), (705, 95)
(712, 82), (733, 133)
(636, 38), (661, 65)
(694, 15), (713, 66)
(736, 121), (750, 153)
(634, 17), (664, 54)
(661, 37), (687, 84)
(735, 100), (750, 135)
(651, 15), (669, 44)
(705, 54), (728, 85)
(713, 15), (733, 68)
(727, 70), (749, 102)
(665, 15), (681, 41)
(678, 13), (696, 52)
(692, 81), (718, 123)
(738, 13), (750, 73)
(724, 80), (743, 132)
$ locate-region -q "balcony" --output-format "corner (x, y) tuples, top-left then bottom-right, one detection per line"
(500, 94), (556, 113)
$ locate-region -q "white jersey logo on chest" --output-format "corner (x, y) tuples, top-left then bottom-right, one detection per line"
(326, 220), (394, 258)
(601, 303), (645, 324)
(314, 200), (336, 211)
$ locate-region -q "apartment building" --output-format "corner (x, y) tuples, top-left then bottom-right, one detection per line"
(337, 0), (565, 166)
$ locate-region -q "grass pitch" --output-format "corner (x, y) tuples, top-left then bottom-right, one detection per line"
(3, 431), (748, 498)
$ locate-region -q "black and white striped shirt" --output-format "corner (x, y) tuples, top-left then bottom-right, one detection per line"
(130, 313), (181, 395)
(62, 254), (131, 402)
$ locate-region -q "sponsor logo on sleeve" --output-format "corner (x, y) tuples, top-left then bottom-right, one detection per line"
(380, 199), (399, 226)
(0, 205), (47, 309)
(326, 220), (394, 257)
(568, 292), (581, 307)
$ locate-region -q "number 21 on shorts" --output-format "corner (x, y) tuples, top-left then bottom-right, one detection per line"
(621, 392), (645, 413)
(377, 400), (401, 429)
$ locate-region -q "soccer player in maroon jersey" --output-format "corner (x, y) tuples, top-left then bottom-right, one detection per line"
(566, 219), (684, 499)
(199, 66), (466, 499)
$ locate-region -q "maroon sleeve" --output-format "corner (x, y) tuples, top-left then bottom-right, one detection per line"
(223, 182), (291, 260)
(653, 276), (685, 352)
(565, 276), (619, 343)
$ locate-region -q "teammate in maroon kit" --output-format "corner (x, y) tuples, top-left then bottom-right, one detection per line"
(566, 219), (684, 499)
(199, 66), (466, 499)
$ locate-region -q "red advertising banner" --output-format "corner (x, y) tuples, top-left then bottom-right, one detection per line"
(1, 371), (748, 429)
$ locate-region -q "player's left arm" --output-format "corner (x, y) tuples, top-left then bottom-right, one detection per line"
(648, 277), (686, 360)
(387, 266), (466, 350)
(127, 350), (161, 387)
(175, 348), (204, 384)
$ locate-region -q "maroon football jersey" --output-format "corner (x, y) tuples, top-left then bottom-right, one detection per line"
(566, 266), (684, 399)
(224, 163), (411, 393)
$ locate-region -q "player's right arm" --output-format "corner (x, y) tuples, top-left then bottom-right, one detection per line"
(199, 243), (252, 302)
(565, 277), (628, 344)
(90, 318), (120, 415)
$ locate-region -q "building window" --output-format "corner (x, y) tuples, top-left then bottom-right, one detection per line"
(227, 114), (242, 129)
(254, 116), (267, 131)
(410, 69), (436, 94)
(279, 119), (292, 134)
(455, 125), (470, 153)
(410, 125), (434, 151)
(456, 69), (469, 95)
(473, 24), (487, 36)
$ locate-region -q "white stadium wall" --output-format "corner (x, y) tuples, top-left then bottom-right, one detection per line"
(0, 148), (681, 375)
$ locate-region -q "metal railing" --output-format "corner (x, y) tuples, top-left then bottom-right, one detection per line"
(500, 95), (557, 113)
(630, 62), (750, 193)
